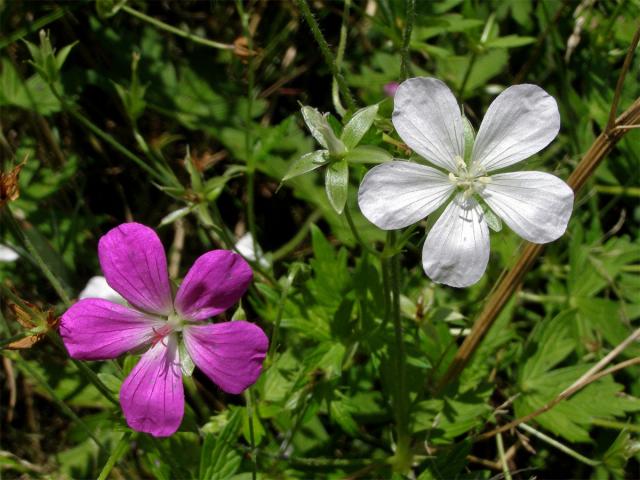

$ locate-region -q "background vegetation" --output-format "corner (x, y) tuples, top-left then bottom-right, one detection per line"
(1, 0), (639, 478)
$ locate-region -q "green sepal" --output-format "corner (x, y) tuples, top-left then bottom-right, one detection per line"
(462, 114), (475, 164)
(282, 150), (328, 181)
(179, 340), (195, 377)
(325, 158), (349, 214)
(483, 205), (502, 232)
(345, 145), (392, 164)
(231, 304), (247, 321)
(341, 104), (379, 150)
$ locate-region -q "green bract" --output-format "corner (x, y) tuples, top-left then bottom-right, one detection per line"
(284, 104), (390, 214)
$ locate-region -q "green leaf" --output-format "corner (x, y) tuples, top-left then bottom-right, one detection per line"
(282, 150), (328, 181)
(199, 409), (242, 480)
(325, 159), (349, 214)
(485, 35), (536, 49)
(55, 41), (78, 70)
(96, 373), (122, 394)
(345, 145), (392, 164)
(341, 104), (379, 150)
(301, 106), (329, 149)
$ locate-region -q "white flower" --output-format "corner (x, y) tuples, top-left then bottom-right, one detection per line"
(0, 244), (19, 262)
(235, 233), (269, 268)
(79, 276), (126, 305)
(358, 77), (574, 288)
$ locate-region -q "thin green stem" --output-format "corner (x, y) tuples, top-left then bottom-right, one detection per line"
(496, 432), (512, 480)
(518, 423), (600, 467)
(201, 203), (279, 286)
(400, 0), (415, 80)
(267, 266), (299, 362)
(388, 231), (411, 472)
(458, 51), (477, 99)
(271, 209), (322, 261)
(296, 0), (356, 111)
(3, 208), (71, 306)
(121, 5), (236, 51)
(245, 389), (258, 480)
(97, 432), (133, 480)
(344, 203), (378, 255)
(332, 0), (351, 117)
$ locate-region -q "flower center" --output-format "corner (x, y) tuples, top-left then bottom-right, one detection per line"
(448, 156), (491, 199)
(151, 313), (185, 346)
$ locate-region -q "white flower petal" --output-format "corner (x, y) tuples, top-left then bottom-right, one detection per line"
(422, 194), (490, 288)
(235, 233), (269, 268)
(79, 276), (127, 305)
(0, 244), (19, 262)
(392, 77), (464, 172)
(358, 161), (454, 230)
(480, 171), (573, 243)
(471, 84), (560, 172)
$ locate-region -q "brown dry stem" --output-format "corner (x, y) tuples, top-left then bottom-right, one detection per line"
(435, 25), (640, 393)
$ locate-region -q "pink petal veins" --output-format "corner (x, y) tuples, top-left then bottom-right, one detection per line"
(60, 299), (165, 360)
(184, 321), (268, 394)
(174, 250), (253, 321)
(120, 334), (184, 437)
(99, 222), (173, 316)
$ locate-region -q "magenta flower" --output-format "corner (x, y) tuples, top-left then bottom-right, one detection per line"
(60, 223), (268, 437)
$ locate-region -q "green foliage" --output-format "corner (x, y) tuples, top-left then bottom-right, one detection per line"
(1, 0), (639, 478)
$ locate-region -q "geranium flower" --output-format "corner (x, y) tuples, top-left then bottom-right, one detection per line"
(358, 77), (574, 288)
(60, 223), (268, 437)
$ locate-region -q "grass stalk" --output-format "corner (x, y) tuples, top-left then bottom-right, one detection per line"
(496, 432), (512, 480)
(518, 423), (600, 467)
(121, 5), (236, 51)
(97, 432), (133, 480)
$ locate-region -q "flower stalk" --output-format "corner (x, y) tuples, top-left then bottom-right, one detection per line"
(387, 231), (412, 472)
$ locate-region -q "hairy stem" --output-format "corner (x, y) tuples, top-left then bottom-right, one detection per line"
(296, 0), (356, 111)
(400, 0), (415, 80)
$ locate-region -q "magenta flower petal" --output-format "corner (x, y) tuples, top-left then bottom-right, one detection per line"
(174, 250), (252, 321)
(60, 299), (165, 360)
(120, 334), (184, 437)
(184, 321), (268, 394)
(98, 223), (173, 316)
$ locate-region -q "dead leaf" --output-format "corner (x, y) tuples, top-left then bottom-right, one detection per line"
(5, 301), (59, 350)
(0, 161), (25, 208)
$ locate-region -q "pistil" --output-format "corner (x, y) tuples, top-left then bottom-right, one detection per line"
(448, 157), (491, 198)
